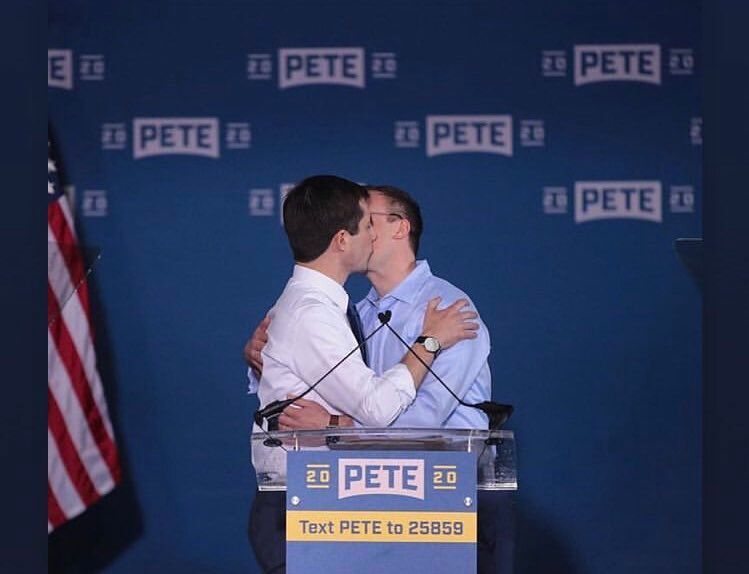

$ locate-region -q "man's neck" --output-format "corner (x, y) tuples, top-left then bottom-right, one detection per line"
(368, 255), (417, 297)
(298, 257), (348, 286)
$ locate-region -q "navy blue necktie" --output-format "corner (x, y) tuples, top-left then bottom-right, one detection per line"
(346, 301), (369, 366)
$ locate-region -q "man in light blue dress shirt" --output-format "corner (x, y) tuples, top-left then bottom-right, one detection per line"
(246, 184), (513, 573)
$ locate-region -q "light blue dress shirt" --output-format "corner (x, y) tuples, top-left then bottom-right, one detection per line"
(357, 260), (491, 429)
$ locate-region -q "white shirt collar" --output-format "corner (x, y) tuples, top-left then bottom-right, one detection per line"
(291, 264), (349, 311)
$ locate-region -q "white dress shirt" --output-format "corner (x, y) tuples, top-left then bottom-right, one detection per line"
(255, 265), (416, 428)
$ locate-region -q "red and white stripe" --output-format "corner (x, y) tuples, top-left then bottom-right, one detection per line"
(48, 192), (121, 533)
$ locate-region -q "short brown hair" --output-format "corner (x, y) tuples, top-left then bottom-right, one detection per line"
(282, 175), (369, 262)
(367, 184), (423, 256)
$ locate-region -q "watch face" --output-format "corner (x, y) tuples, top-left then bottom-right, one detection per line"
(424, 337), (440, 353)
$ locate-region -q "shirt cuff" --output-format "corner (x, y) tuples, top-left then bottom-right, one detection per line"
(246, 366), (259, 394)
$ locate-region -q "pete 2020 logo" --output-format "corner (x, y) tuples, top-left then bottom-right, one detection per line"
(338, 458), (425, 500)
(426, 115), (512, 157)
(133, 117), (218, 159)
(395, 115), (546, 157)
(575, 181), (662, 222)
(247, 47), (397, 88)
(304, 458), (426, 500)
(543, 181), (697, 222)
(541, 44), (695, 84)
(101, 118), (252, 159)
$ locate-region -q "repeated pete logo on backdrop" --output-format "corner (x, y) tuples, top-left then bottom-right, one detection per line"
(247, 47), (398, 88)
(541, 43), (695, 84)
(395, 115), (546, 156)
(543, 180), (697, 222)
(48, 49), (106, 89)
(100, 118), (252, 158)
(575, 180), (662, 222)
(248, 183), (295, 220)
(575, 44), (661, 85)
(280, 48), (364, 89)
(133, 118), (219, 159)
(426, 115), (513, 157)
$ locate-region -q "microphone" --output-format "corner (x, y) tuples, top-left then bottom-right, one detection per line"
(377, 310), (392, 323)
(253, 312), (392, 444)
(376, 311), (513, 433)
(253, 398), (295, 428)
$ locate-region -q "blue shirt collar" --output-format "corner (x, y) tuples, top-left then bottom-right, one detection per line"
(365, 260), (432, 306)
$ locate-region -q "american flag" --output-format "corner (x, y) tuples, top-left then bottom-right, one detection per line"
(48, 142), (121, 532)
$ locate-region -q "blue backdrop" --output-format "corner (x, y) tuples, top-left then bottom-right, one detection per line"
(48, 1), (701, 572)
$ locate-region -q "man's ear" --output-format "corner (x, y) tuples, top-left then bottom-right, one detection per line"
(394, 218), (411, 241)
(330, 229), (347, 253)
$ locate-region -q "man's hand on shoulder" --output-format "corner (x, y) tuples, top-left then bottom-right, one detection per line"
(421, 297), (479, 350)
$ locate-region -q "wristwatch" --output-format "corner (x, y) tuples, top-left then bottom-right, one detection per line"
(415, 335), (441, 355)
(327, 414), (340, 428)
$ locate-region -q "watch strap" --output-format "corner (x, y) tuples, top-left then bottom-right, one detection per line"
(415, 335), (440, 355)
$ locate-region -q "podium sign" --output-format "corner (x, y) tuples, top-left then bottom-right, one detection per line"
(286, 450), (477, 574)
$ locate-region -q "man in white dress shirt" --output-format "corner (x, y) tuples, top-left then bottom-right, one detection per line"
(248, 175), (479, 574)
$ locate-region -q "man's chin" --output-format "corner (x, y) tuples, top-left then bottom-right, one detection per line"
(364, 255), (380, 275)
(353, 261), (372, 276)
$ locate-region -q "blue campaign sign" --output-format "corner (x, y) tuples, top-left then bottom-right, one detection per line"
(286, 450), (477, 574)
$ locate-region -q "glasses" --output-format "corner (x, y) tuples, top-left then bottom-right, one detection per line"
(370, 211), (404, 220)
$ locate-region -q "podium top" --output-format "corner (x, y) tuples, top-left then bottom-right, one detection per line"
(251, 427), (517, 491)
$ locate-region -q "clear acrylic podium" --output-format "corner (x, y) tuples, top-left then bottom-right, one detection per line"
(251, 428), (518, 492)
